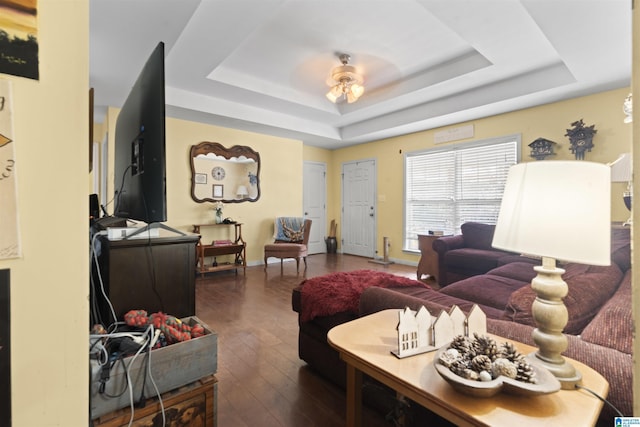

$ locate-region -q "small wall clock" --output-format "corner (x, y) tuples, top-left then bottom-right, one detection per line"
(565, 119), (597, 160)
(528, 137), (556, 161)
(211, 166), (226, 180)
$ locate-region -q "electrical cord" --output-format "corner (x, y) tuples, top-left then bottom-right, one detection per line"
(123, 325), (166, 427)
(145, 327), (166, 427)
(575, 384), (624, 417)
(91, 324), (159, 427)
(91, 231), (117, 328)
(138, 192), (166, 314)
(89, 230), (107, 328)
(90, 332), (148, 343)
(113, 164), (133, 216)
(125, 330), (152, 427)
(100, 356), (129, 399)
(135, 328), (156, 409)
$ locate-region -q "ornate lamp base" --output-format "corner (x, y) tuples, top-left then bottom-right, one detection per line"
(529, 257), (582, 390)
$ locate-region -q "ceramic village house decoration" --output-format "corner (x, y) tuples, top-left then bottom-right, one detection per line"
(392, 305), (487, 358)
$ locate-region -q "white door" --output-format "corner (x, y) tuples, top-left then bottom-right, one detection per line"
(303, 161), (327, 254)
(342, 159), (376, 258)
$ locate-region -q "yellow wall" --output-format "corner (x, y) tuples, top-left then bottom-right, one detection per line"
(104, 113), (304, 264)
(99, 88), (630, 268)
(328, 87), (632, 265)
(0, 0), (89, 425)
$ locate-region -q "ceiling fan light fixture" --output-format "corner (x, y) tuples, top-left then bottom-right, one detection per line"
(326, 53), (365, 104)
(326, 84), (342, 103)
(350, 83), (364, 99)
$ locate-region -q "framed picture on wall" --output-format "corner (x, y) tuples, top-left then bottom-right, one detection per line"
(212, 184), (223, 199)
(195, 173), (207, 184)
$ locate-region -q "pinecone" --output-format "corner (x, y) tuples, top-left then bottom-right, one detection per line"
(515, 359), (537, 384)
(438, 348), (462, 368)
(449, 359), (471, 378)
(461, 368), (479, 381)
(472, 333), (498, 361)
(491, 358), (518, 379)
(471, 355), (492, 373)
(449, 335), (475, 358)
(499, 341), (524, 363)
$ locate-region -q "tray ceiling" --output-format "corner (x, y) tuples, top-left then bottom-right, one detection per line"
(90, 0), (631, 149)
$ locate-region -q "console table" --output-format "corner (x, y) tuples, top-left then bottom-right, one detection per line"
(193, 223), (246, 276)
(328, 309), (608, 427)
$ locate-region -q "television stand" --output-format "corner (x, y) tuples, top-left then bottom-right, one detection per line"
(124, 222), (186, 239)
(92, 233), (199, 324)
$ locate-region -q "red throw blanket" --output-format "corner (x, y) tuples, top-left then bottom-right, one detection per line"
(299, 269), (428, 322)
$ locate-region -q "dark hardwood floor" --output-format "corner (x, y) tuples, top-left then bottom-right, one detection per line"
(194, 254), (422, 427)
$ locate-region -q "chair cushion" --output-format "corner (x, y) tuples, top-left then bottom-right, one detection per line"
(502, 262), (623, 335)
(581, 270), (632, 354)
(461, 222), (496, 250)
(610, 226), (631, 272)
(274, 217), (305, 242)
(264, 243), (307, 257)
(440, 271), (530, 311)
(444, 248), (506, 272)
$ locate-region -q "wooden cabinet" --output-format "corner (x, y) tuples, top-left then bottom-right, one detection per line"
(417, 234), (443, 281)
(93, 234), (199, 325)
(193, 223), (246, 276)
(92, 375), (217, 427)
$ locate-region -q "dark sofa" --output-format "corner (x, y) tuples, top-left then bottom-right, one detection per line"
(291, 227), (632, 425)
(432, 221), (518, 286)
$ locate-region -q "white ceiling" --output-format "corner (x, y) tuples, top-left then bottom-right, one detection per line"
(90, 0), (632, 150)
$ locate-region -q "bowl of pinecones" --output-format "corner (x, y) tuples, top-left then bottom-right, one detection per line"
(434, 333), (561, 397)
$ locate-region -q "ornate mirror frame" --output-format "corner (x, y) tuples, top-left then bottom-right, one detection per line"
(190, 141), (261, 203)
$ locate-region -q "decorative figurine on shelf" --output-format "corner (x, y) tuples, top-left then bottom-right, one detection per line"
(528, 138), (557, 161)
(565, 119), (597, 160)
(214, 201), (224, 224)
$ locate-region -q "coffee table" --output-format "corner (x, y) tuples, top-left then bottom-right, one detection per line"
(327, 309), (608, 427)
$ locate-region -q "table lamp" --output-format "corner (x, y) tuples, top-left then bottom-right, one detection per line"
(236, 185), (249, 199)
(492, 161), (610, 389)
(608, 153), (632, 226)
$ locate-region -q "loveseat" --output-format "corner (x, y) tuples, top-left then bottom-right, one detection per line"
(291, 227), (631, 425)
(433, 221), (517, 286)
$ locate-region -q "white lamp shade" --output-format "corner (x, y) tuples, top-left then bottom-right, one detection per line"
(609, 153), (632, 182)
(492, 161), (611, 266)
(236, 185), (249, 198)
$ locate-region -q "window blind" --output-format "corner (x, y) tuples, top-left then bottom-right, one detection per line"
(405, 137), (518, 251)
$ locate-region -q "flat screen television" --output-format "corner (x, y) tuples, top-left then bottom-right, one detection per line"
(113, 41), (167, 225)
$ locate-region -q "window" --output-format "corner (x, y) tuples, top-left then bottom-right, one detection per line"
(404, 135), (520, 251)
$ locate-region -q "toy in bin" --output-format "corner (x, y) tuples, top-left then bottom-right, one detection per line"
(124, 309), (205, 347)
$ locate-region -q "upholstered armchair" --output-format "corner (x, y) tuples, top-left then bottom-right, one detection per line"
(264, 218), (312, 272)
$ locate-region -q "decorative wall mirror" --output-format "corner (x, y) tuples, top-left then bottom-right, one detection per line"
(190, 141), (261, 203)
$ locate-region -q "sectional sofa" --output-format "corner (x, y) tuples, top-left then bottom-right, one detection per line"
(291, 227), (631, 425)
